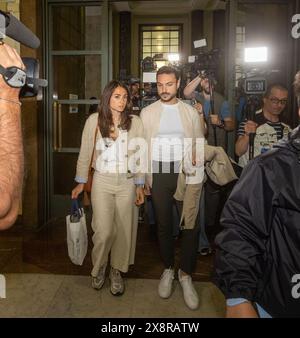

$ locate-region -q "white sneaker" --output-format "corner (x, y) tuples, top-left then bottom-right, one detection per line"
(91, 263), (107, 290)
(178, 269), (199, 310)
(158, 268), (174, 298)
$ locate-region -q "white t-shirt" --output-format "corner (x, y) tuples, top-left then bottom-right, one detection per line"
(152, 103), (185, 162)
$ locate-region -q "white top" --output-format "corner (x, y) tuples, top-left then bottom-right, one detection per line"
(95, 129), (127, 174)
(152, 103), (185, 162)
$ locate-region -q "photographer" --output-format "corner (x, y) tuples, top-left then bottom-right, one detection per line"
(236, 84), (290, 167)
(0, 42), (25, 230)
(184, 74), (235, 244)
(184, 74), (235, 149)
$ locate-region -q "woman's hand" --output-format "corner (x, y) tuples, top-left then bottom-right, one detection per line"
(135, 187), (145, 206)
(71, 183), (84, 199)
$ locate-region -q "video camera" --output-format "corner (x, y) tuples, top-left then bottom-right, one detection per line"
(190, 48), (222, 79)
(178, 43), (222, 93)
(0, 10), (47, 98)
(237, 67), (269, 120)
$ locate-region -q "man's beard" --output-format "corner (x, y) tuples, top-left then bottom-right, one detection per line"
(159, 92), (176, 102)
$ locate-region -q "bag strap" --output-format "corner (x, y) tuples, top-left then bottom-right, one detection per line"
(71, 199), (82, 216)
(88, 125), (99, 172)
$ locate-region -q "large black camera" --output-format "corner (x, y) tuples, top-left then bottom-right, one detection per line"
(190, 48), (222, 79)
(20, 57), (47, 98)
(0, 10), (47, 98)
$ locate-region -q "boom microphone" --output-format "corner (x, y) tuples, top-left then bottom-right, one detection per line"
(0, 10), (40, 49)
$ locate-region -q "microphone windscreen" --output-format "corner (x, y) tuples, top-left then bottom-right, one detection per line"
(6, 13), (40, 49)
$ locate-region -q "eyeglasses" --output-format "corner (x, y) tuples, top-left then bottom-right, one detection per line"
(269, 97), (288, 106)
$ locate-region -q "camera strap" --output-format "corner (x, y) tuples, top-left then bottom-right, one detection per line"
(0, 64), (48, 89)
(0, 64), (26, 88)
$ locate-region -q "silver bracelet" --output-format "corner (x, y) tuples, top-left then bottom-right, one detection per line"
(0, 97), (22, 106)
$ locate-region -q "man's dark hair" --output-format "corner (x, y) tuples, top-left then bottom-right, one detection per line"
(156, 66), (180, 81)
(264, 84), (288, 98)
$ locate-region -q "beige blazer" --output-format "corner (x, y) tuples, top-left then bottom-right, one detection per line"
(204, 145), (238, 186)
(174, 145), (238, 229)
(140, 99), (237, 230)
(140, 99), (205, 229)
(140, 99), (205, 187)
(75, 113), (145, 183)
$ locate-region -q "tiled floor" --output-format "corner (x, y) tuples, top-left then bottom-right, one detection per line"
(0, 273), (225, 318)
(0, 215), (226, 318)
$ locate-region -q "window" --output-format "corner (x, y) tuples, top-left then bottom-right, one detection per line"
(140, 25), (181, 67)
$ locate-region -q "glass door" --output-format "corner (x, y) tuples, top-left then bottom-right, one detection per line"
(44, 0), (110, 219)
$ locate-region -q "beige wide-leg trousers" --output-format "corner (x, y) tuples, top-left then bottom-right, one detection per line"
(91, 171), (138, 276)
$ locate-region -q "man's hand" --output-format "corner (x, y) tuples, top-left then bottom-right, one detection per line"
(135, 187), (144, 206)
(210, 114), (223, 126)
(226, 302), (259, 318)
(144, 183), (151, 196)
(244, 120), (258, 135)
(193, 102), (203, 115)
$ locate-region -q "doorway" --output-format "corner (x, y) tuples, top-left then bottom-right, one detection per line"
(43, 0), (110, 220)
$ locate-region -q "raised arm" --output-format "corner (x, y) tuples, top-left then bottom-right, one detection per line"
(0, 43), (25, 230)
(183, 75), (201, 99)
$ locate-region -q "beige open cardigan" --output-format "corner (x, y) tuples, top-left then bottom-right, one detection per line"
(140, 99), (237, 230)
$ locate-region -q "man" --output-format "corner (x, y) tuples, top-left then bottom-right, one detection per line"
(213, 72), (300, 317)
(184, 74), (235, 244)
(140, 66), (204, 310)
(129, 81), (140, 106)
(183, 74), (235, 149)
(0, 42), (25, 230)
(236, 84), (290, 167)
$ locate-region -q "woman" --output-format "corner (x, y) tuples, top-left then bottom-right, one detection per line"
(71, 80), (145, 296)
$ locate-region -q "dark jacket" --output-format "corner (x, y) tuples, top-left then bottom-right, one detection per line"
(213, 126), (300, 317)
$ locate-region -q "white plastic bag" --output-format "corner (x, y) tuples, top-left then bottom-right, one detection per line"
(66, 199), (88, 265)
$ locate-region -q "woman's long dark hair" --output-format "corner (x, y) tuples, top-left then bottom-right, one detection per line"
(98, 80), (132, 137)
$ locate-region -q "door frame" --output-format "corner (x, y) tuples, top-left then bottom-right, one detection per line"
(42, 0), (111, 222)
